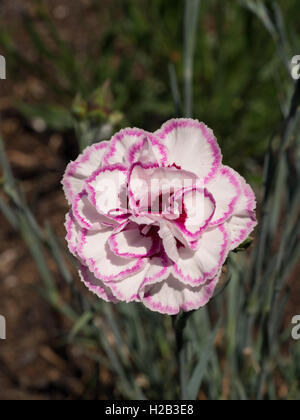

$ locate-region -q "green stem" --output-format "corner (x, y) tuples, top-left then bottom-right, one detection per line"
(172, 311), (194, 399)
(183, 0), (201, 118)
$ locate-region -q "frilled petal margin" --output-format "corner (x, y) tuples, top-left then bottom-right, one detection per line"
(77, 227), (147, 281)
(155, 118), (222, 183)
(62, 142), (108, 204)
(108, 221), (159, 258)
(140, 271), (221, 315)
(103, 256), (171, 303)
(65, 211), (80, 259)
(173, 224), (229, 286)
(172, 187), (216, 240)
(226, 175), (257, 250)
(128, 162), (198, 213)
(73, 190), (117, 230)
(79, 264), (119, 303)
(85, 164), (128, 217)
(206, 166), (241, 226)
(103, 128), (167, 167)
(128, 133), (168, 166)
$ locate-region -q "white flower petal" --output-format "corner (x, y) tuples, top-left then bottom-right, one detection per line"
(172, 187), (216, 241)
(142, 271), (221, 315)
(226, 176), (257, 250)
(73, 190), (117, 230)
(64, 211), (80, 258)
(79, 264), (119, 303)
(155, 119), (222, 182)
(158, 222), (179, 262)
(62, 142), (108, 204)
(78, 228), (147, 281)
(173, 225), (229, 285)
(86, 164), (128, 217)
(207, 166), (241, 226)
(103, 128), (149, 165)
(109, 222), (159, 258)
(128, 162), (198, 213)
(128, 134), (168, 166)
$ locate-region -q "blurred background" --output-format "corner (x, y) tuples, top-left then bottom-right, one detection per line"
(0, 0), (300, 400)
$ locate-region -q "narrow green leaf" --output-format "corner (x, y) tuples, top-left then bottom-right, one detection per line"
(187, 321), (220, 400)
(69, 311), (93, 341)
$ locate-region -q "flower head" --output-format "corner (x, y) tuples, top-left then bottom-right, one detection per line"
(62, 119), (257, 314)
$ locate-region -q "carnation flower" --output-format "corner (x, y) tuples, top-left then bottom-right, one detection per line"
(62, 118), (257, 315)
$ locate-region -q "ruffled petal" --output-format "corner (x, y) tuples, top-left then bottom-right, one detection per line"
(99, 254), (171, 304)
(86, 164), (128, 217)
(108, 221), (159, 258)
(226, 176), (257, 250)
(158, 222), (180, 262)
(142, 272), (221, 315)
(173, 224), (229, 285)
(172, 187), (216, 240)
(79, 264), (119, 303)
(155, 119), (222, 182)
(128, 162), (198, 214)
(127, 134), (168, 166)
(64, 211), (80, 258)
(62, 142), (108, 204)
(104, 264), (150, 303)
(138, 255), (172, 292)
(77, 227), (147, 281)
(206, 166), (241, 226)
(73, 190), (118, 230)
(103, 128), (149, 165)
